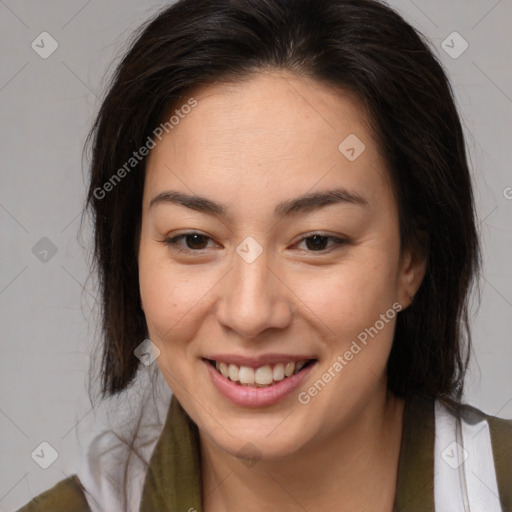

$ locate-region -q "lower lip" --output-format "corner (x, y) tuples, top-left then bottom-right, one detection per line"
(204, 359), (316, 407)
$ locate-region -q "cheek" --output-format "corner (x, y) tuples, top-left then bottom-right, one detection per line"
(305, 264), (397, 323)
(138, 243), (213, 346)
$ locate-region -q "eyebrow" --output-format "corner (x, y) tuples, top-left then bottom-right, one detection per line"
(149, 187), (369, 218)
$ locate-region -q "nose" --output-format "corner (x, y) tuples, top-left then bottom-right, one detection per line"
(215, 245), (293, 339)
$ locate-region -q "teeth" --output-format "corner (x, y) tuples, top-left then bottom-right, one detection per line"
(255, 365), (273, 385)
(219, 362), (229, 378)
(295, 360), (307, 372)
(239, 366), (255, 385)
(273, 363), (285, 381)
(228, 363), (239, 382)
(212, 359), (311, 387)
(284, 362), (295, 377)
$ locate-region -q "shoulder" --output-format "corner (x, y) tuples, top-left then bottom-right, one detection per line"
(74, 399), (170, 512)
(461, 401), (512, 506)
(434, 398), (512, 511)
(15, 475), (91, 512)
(434, 397), (512, 442)
(456, 400), (512, 451)
(464, 402), (512, 432)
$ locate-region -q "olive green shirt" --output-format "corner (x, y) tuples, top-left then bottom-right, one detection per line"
(17, 394), (512, 511)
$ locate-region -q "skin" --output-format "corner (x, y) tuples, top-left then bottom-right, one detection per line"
(138, 70), (426, 512)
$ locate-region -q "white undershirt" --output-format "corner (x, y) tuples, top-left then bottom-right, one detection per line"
(76, 391), (503, 512)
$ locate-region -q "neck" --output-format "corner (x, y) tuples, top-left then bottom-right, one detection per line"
(200, 387), (405, 512)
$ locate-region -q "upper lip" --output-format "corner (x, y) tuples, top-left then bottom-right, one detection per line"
(203, 354), (317, 367)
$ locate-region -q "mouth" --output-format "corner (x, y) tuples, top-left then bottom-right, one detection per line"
(204, 358), (317, 388)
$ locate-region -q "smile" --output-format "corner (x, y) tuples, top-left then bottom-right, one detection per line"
(203, 357), (318, 407)
(208, 359), (314, 387)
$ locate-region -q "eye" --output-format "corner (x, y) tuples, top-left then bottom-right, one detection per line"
(294, 233), (346, 252)
(162, 232), (217, 252)
(161, 231), (347, 255)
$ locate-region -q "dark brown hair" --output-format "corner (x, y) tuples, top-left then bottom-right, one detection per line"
(83, 0), (480, 407)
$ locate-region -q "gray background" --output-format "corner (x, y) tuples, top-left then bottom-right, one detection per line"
(1, 0), (511, 510)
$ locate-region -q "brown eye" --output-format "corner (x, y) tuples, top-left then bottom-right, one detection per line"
(305, 235), (329, 251)
(163, 232), (215, 252)
(296, 234), (346, 252)
(183, 233), (209, 249)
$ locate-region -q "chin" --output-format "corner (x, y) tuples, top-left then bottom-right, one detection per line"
(215, 426), (309, 463)
(195, 400), (316, 461)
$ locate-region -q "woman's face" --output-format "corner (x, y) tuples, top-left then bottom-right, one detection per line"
(138, 70), (424, 459)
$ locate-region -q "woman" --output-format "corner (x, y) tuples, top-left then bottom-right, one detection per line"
(17, 0), (512, 511)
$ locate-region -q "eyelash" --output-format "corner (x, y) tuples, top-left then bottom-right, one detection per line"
(161, 231), (347, 255)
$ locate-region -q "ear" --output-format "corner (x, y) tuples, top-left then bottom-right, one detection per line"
(397, 236), (427, 310)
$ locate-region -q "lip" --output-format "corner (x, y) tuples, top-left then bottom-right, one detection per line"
(202, 353), (316, 368)
(203, 358), (317, 407)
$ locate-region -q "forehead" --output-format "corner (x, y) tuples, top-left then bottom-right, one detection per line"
(144, 70), (391, 213)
